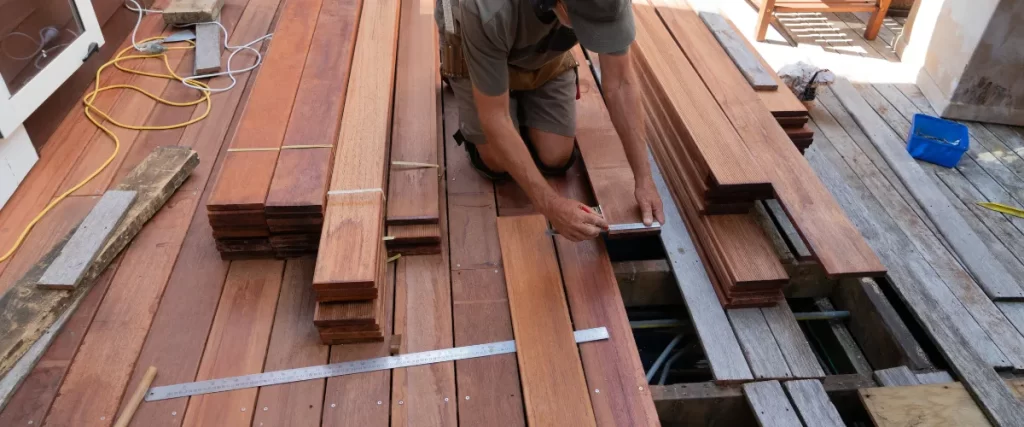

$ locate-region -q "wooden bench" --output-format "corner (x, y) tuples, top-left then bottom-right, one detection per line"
(755, 0), (892, 41)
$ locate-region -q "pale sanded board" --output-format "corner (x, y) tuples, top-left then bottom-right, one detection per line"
(698, 12), (778, 91)
(163, 0), (224, 25)
(194, 23), (222, 75)
(37, 190), (136, 289)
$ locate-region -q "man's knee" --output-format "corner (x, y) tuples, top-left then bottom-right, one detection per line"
(473, 142), (508, 173)
(529, 129), (575, 168)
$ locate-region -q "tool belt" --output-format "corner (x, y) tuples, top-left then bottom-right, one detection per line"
(440, 31), (578, 92)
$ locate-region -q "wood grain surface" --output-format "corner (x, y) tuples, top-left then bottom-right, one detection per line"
(497, 215), (596, 426)
(37, 190), (135, 288)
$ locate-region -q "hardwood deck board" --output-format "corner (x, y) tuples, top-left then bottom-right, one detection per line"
(321, 264), (396, 427)
(265, 0), (363, 213)
(119, 188), (230, 427)
(387, 0), (440, 225)
(497, 215), (596, 426)
(205, 0), (325, 210)
(654, 0), (884, 278)
(632, 1), (771, 192)
(570, 47), (647, 232)
(251, 257), (329, 427)
(391, 255), (457, 426)
(180, 260), (284, 427)
(554, 234), (660, 425)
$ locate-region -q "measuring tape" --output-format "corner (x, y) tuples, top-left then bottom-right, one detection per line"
(145, 327), (609, 401)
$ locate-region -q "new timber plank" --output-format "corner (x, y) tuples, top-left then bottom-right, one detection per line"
(497, 215), (597, 426)
(830, 79), (1023, 300)
(698, 11), (778, 90)
(783, 380), (845, 427)
(252, 257), (329, 427)
(180, 260), (284, 427)
(265, 0), (363, 214)
(387, 0), (440, 225)
(571, 47), (648, 233)
(391, 255), (457, 426)
(654, 0), (885, 279)
(315, 0), (400, 296)
(328, 0), (400, 193)
(206, 0), (324, 211)
(742, 380), (804, 427)
(321, 264), (396, 427)
(649, 152), (753, 383)
(313, 192), (385, 293)
(631, 2), (771, 192)
(554, 235), (660, 426)
(37, 190), (136, 289)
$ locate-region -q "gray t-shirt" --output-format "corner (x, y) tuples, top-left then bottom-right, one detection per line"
(444, 0), (573, 96)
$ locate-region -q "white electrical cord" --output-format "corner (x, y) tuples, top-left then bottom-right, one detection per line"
(123, 0), (272, 93)
(1, 27), (77, 69)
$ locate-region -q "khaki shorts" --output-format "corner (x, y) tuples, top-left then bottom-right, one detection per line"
(449, 69), (577, 145)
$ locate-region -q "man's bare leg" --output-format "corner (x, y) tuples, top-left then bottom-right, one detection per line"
(474, 127), (574, 173)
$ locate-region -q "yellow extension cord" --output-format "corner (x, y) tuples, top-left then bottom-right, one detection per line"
(0, 36), (213, 263)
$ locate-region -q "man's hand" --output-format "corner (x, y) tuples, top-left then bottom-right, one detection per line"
(635, 176), (665, 227)
(544, 197), (608, 242)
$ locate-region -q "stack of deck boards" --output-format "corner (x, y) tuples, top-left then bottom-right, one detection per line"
(698, 8), (815, 152)
(311, 0), (440, 343)
(633, 0), (884, 307)
(204, 0), (363, 259)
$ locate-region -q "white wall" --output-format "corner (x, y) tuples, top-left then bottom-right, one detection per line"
(0, 126), (39, 210)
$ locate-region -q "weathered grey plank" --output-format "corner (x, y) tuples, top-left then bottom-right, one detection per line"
(0, 147), (198, 387)
(813, 298), (874, 376)
(650, 151), (753, 383)
(783, 380), (845, 427)
(37, 191), (136, 289)
(916, 371), (955, 385)
(830, 278), (934, 371)
(698, 12), (778, 90)
(193, 23), (222, 75)
(873, 366), (919, 386)
(163, 0), (224, 25)
(807, 120), (1010, 369)
(728, 308), (793, 380)
(743, 381), (804, 427)
(832, 79), (1024, 300)
(804, 143), (1024, 426)
(762, 299), (826, 378)
(763, 200), (812, 260)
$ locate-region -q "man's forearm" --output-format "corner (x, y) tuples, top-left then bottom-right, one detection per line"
(603, 57), (653, 185)
(480, 116), (560, 211)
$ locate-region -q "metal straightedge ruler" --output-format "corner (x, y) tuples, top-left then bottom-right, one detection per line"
(146, 327), (609, 401)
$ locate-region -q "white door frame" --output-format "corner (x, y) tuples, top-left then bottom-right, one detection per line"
(0, 0), (106, 138)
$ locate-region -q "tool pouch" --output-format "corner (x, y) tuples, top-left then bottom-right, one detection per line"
(440, 31), (470, 79)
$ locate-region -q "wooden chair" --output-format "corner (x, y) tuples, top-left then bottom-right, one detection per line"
(755, 0), (893, 41)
